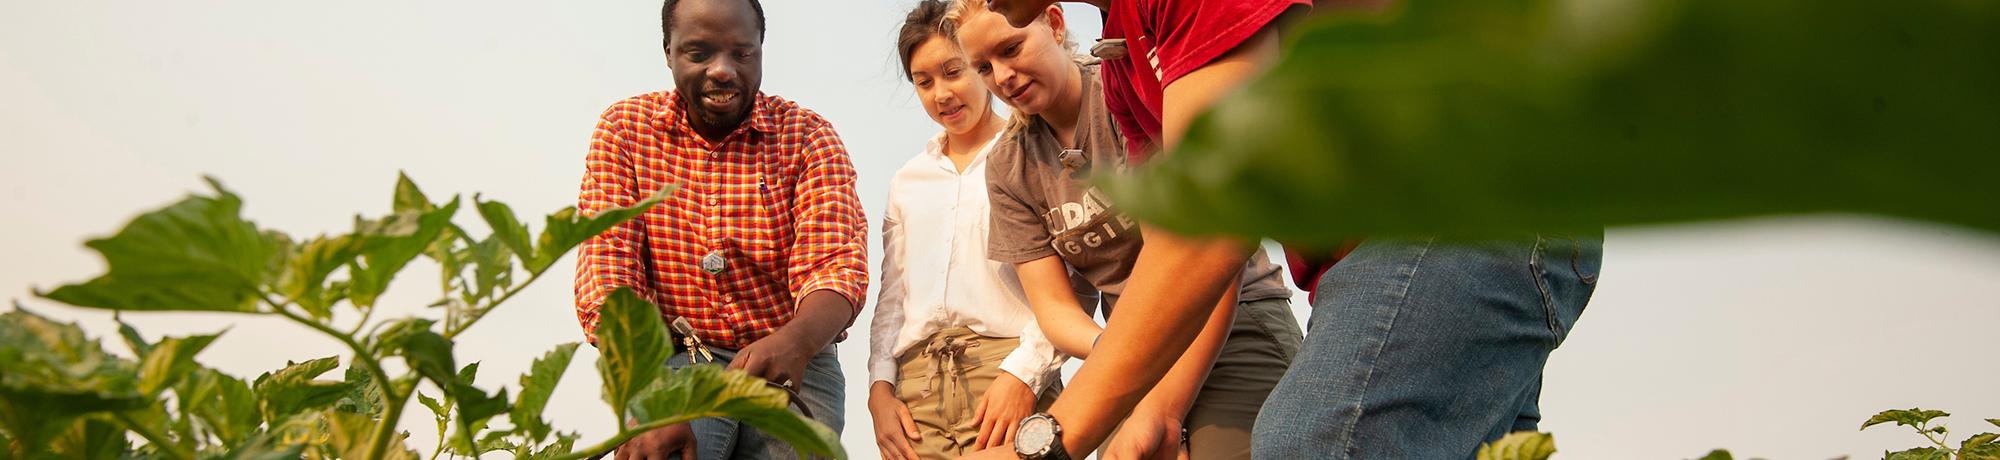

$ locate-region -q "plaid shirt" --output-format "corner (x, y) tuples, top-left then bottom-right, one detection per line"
(574, 90), (869, 349)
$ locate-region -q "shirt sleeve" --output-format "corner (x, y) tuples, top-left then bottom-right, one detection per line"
(867, 186), (909, 385)
(996, 315), (1069, 394)
(1102, 62), (1160, 157)
(985, 142), (1059, 264)
(573, 105), (651, 346)
(788, 123), (871, 321)
(1150, 0), (1312, 87)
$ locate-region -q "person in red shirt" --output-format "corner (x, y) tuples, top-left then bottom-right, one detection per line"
(573, 0), (869, 458)
(967, 1), (1603, 459)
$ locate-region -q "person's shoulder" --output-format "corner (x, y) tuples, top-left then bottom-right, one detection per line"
(599, 91), (671, 122)
(756, 93), (836, 133)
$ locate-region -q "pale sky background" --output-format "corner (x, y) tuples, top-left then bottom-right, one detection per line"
(3, 1), (1996, 459)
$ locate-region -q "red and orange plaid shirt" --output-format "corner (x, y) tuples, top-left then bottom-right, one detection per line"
(574, 90), (868, 349)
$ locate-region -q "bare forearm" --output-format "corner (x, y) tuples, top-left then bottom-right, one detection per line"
(1046, 228), (1253, 453)
(777, 290), (854, 351)
(1133, 286), (1237, 419)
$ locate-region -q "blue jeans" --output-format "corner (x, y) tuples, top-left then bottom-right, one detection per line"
(665, 344), (845, 460)
(1252, 235), (1601, 459)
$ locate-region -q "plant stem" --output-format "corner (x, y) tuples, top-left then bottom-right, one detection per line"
(444, 268), (548, 339)
(267, 295), (410, 460)
(540, 417), (702, 460)
(114, 411), (194, 460)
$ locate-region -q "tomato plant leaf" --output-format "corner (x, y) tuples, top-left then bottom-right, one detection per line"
(39, 177), (284, 313)
(250, 356), (352, 421)
(513, 342), (580, 443)
(135, 331), (221, 398)
(1884, 447), (1948, 460)
(593, 287), (668, 425)
(1475, 431), (1556, 460)
(628, 365), (845, 460)
(1864, 408), (1951, 430)
(474, 197), (538, 272)
(530, 185), (668, 274)
(348, 197), (461, 309)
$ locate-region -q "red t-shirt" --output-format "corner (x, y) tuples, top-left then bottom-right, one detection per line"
(1100, 0), (1354, 296)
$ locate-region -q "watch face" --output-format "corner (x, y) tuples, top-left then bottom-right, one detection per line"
(1016, 416), (1055, 455)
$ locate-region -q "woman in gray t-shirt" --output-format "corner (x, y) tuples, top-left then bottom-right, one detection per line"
(947, 2), (1303, 458)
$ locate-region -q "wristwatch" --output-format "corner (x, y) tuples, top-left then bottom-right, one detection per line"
(1014, 412), (1072, 460)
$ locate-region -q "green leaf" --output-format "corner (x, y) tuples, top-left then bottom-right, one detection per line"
(332, 362), (384, 418)
(593, 287), (668, 425)
(1476, 431), (1556, 460)
(477, 187), (669, 275)
(465, 235), (516, 304)
(1863, 408), (1951, 430)
(627, 365), (845, 459)
(474, 197), (538, 272)
(398, 330), (458, 389)
(512, 342), (580, 443)
(446, 362), (510, 453)
(50, 418), (130, 460)
(348, 197), (461, 308)
(0, 308), (146, 450)
(521, 434), (578, 460)
(185, 370), (260, 446)
(1108, 1), (2000, 242)
(250, 356), (354, 421)
(1694, 450), (1734, 460)
(114, 315), (152, 357)
(1990, 419), (2000, 429)
(418, 392), (448, 420)
(39, 178), (284, 312)
(277, 234), (362, 319)
(217, 430), (307, 460)
(1884, 447), (1949, 460)
(320, 410), (419, 460)
(134, 332), (222, 397)
(1964, 433), (2000, 451)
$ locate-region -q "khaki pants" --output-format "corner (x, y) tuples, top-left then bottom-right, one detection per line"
(1109, 297), (1303, 460)
(893, 327), (1062, 459)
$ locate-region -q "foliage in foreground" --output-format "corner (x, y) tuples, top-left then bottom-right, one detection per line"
(2, 175), (845, 459)
(1108, 0), (2000, 244)
(1477, 408), (1999, 460)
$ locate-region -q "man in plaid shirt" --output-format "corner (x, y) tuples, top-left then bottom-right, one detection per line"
(574, 0), (868, 458)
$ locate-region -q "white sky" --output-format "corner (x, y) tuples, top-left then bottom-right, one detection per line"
(3, 1), (1996, 458)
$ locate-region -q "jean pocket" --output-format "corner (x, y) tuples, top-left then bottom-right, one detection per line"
(1530, 234), (1599, 346)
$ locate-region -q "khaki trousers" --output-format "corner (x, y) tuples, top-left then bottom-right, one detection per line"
(892, 327), (1062, 459)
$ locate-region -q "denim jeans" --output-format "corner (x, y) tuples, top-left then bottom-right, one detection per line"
(1252, 235), (1601, 459)
(665, 344), (845, 460)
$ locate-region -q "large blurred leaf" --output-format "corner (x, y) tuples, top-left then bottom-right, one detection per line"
(278, 234), (362, 319)
(1885, 447), (1949, 460)
(251, 356), (354, 421)
(1110, 1), (2000, 242)
(592, 287), (667, 425)
(1475, 431), (1556, 460)
(512, 342), (580, 443)
(0, 308), (145, 451)
(39, 177), (285, 312)
(629, 365), (846, 460)
(476, 187), (670, 274)
(184, 369), (261, 446)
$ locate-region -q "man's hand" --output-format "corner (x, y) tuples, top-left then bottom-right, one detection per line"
(1102, 412), (1187, 460)
(974, 372), (1038, 449)
(868, 382), (923, 460)
(616, 423), (697, 460)
(728, 330), (815, 385)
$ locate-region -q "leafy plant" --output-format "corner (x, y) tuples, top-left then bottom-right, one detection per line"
(1106, 0), (2000, 243)
(1477, 431), (1556, 460)
(5, 174), (845, 459)
(1481, 408), (1997, 460)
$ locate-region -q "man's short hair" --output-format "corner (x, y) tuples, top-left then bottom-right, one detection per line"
(661, 0), (768, 46)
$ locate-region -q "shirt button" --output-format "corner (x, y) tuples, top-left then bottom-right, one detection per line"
(707, 197), (718, 206)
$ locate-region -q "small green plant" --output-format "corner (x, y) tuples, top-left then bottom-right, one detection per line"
(2, 174), (845, 459)
(1858, 408), (2000, 460)
(1479, 408), (1997, 460)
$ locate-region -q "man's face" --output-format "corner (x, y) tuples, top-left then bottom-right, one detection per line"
(666, 0), (763, 135)
(984, 0), (1059, 28)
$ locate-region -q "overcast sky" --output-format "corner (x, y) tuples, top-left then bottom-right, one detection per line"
(4, 1), (1997, 458)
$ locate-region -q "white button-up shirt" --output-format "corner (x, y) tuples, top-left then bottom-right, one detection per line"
(868, 133), (1066, 392)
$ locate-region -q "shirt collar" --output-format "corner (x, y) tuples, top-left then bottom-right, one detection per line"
(656, 90), (779, 136)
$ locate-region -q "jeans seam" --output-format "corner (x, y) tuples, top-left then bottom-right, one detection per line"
(1528, 235), (1563, 345)
(1337, 237), (1432, 459)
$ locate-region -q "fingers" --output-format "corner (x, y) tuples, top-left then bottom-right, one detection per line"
(973, 399), (997, 449)
(1002, 413), (1020, 445)
(896, 404), (922, 441)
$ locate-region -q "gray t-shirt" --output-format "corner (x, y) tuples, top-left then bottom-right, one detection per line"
(986, 64), (1292, 311)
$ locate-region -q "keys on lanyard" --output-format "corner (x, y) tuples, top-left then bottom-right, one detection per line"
(671, 317), (715, 364)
